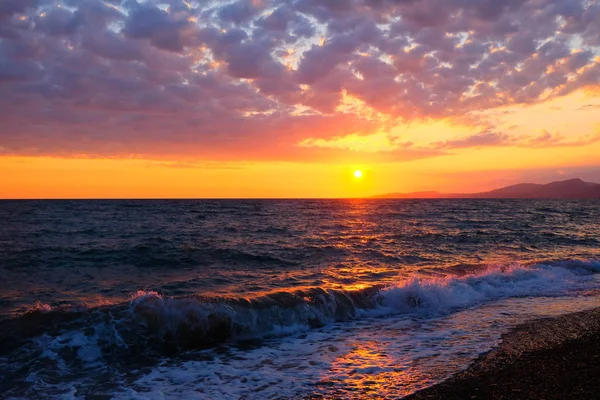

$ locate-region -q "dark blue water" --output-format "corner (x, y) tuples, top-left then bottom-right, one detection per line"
(1, 199), (599, 399)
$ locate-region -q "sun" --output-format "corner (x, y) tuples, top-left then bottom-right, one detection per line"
(354, 170), (363, 179)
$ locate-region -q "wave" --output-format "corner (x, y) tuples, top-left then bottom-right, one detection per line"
(2, 259), (599, 359)
(376, 259), (599, 315)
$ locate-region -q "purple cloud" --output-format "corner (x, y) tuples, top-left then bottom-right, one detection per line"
(0, 0), (598, 161)
(430, 130), (600, 150)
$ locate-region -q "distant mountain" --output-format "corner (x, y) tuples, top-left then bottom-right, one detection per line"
(373, 178), (600, 199)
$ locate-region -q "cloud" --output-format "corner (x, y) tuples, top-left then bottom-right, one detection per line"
(525, 131), (600, 148)
(429, 130), (600, 150)
(217, 0), (265, 25)
(578, 104), (600, 110)
(430, 131), (515, 149)
(0, 0), (599, 161)
(123, 3), (200, 52)
(0, 0), (41, 19)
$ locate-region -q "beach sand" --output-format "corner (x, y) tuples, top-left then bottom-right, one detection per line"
(406, 307), (600, 400)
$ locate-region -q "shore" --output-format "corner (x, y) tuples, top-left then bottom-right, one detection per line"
(406, 307), (600, 400)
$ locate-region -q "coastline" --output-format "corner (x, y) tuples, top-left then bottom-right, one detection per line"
(405, 307), (600, 400)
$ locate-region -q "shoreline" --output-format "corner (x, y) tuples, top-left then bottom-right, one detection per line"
(405, 307), (600, 400)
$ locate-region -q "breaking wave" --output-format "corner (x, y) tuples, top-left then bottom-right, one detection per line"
(2, 259), (599, 358)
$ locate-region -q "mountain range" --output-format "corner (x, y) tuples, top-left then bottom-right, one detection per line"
(372, 178), (600, 199)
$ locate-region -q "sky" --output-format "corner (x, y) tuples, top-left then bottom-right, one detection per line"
(1, 0), (599, 198)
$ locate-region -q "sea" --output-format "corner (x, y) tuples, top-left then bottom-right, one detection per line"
(0, 199), (599, 399)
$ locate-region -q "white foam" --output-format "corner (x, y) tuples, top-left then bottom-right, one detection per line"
(120, 295), (600, 400)
(116, 260), (600, 348)
(372, 261), (600, 317)
(5, 260), (600, 399)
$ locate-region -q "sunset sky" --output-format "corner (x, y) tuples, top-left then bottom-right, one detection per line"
(1, 0), (599, 198)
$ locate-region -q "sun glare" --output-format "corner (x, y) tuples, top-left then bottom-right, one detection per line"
(354, 170), (363, 179)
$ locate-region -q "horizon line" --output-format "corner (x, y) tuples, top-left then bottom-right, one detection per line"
(1, 197), (598, 201)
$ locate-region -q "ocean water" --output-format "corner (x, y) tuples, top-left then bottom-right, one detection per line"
(0, 199), (599, 399)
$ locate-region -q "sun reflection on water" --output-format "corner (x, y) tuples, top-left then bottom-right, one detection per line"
(325, 340), (418, 398)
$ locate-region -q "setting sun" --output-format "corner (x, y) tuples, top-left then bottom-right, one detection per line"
(354, 170), (363, 179)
